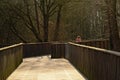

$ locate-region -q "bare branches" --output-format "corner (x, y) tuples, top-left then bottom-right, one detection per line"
(10, 26), (27, 43)
(1, 0), (43, 42)
(37, 0), (59, 41)
(0, 0), (72, 42)
(49, 4), (58, 16)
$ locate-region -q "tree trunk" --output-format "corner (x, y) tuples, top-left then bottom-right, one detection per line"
(106, 0), (120, 51)
(53, 5), (62, 41)
(34, 0), (40, 34)
(43, 16), (49, 42)
(103, 6), (110, 39)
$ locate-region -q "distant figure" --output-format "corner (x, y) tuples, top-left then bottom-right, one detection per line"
(75, 36), (81, 42)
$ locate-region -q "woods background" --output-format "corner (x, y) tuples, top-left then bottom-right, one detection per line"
(0, 0), (120, 45)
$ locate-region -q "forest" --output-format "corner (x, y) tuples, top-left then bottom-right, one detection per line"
(0, 0), (120, 51)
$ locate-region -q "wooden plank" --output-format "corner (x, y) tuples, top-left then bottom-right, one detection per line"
(7, 56), (87, 80)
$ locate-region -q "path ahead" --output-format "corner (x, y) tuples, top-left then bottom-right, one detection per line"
(7, 56), (87, 80)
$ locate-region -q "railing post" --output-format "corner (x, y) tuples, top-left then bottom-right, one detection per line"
(65, 43), (70, 59)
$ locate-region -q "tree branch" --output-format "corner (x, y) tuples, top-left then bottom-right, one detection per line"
(10, 25), (27, 43)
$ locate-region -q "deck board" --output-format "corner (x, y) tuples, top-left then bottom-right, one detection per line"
(7, 56), (87, 80)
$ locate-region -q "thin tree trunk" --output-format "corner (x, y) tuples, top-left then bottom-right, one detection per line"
(106, 0), (120, 51)
(34, 0), (40, 34)
(53, 5), (62, 41)
(43, 16), (49, 42)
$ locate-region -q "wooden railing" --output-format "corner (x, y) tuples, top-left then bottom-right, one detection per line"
(66, 42), (120, 80)
(23, 42), (66, 58)
(0, 42), (65, 80)
(0, 44), (10, 48)
(0, 41), (119, 80)
(23, 42), (51, 58)
(76, 39), (110, 49)
(51, 43), (66, 58)
(0, 43), (23, 80)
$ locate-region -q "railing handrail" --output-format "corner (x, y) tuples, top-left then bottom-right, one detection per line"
(81, 39), (109, 42)
(0, 43), (23, 51)
(68, 42), (120, 56)
(24, 42), (51, 45)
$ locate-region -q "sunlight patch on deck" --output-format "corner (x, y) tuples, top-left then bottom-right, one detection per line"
(7, 56), (87, 80)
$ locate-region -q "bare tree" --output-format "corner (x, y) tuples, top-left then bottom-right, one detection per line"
(5, 0), (43, 42)
(38, 0), (58, 41)
(53, 0), (71, 41)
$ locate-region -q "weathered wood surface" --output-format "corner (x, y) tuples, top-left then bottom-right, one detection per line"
(51, 43), (66, 58)
(23, 43), (51, 58)
(0, 43), (23, 80)
(23, 42), (66, 58)
(7, 56), (87, 80)
(67, 42), (120, 80)
(77, 39), (110, 49)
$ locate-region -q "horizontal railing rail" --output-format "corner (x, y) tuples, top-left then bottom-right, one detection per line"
(76, 39), (110, 49)
(0, 41), (119, 80)
(66, 42), (120, 80)
(0, 43), (23, 80)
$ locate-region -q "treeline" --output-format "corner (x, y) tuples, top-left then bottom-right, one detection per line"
(0, 0), (120, 51)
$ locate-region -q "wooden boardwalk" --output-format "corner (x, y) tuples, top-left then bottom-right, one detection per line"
(7, 56), (87, 80)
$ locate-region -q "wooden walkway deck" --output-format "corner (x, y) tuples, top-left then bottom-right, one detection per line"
(7, 56), (87, 80)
